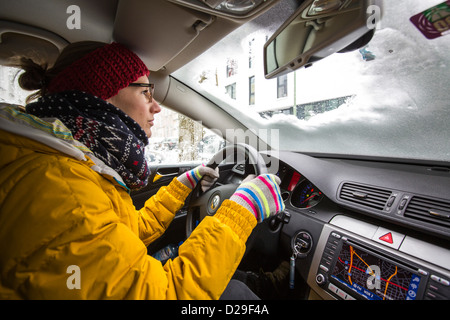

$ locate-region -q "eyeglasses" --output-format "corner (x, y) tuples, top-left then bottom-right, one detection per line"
(128, 83), (155, 102)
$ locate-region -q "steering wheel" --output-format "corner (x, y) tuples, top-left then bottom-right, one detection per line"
(185, 143), (268, 238)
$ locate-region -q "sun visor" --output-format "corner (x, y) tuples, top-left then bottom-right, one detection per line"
(113, 0), (214, 72)
(0, 21), (67, 67)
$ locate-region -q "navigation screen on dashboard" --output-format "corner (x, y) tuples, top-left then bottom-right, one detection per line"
(331, 242), (421, 300)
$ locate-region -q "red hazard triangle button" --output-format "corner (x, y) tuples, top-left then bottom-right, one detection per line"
(379, 232), (394, 244)
(373, 228), (404, 249)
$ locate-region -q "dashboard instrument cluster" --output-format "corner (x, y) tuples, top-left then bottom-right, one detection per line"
(278, 166), (324, 209)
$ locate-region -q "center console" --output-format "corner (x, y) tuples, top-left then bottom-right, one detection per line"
(307, 216), (450, 300)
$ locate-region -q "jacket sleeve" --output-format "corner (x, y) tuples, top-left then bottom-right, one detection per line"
(97, 200), (257, 300)
(164, 200), (257, 299)
(136, 178), (191, 246)
(133, 178), (258, 299)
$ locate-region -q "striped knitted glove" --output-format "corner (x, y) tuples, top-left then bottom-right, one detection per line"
(177, 164), (220, 192)
(230, 174), (285, 223)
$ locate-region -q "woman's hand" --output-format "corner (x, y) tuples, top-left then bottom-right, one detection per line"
(177, 164), (220, 192)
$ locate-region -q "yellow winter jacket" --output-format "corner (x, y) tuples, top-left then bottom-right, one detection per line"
(0, 105), (256, 299)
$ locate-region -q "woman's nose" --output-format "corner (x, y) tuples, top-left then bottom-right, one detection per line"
(151, 100), (162, 114)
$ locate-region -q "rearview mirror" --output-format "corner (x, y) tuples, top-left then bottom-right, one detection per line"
(264, 0), (383, 79)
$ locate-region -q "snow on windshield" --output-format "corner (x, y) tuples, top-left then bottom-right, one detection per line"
(176, 0), (450, 162)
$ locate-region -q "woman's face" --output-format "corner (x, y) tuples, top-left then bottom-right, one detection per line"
(106, 75), (161, 138)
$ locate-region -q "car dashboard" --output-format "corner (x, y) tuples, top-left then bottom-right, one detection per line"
(267, 150), (450, 300)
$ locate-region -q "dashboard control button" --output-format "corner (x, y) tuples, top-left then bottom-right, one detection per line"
(316, 274), (326, 285)
(372, 227), (404, 249)
(379, 232), (394, 244)
(319, 264), (329, 272)
(418, 269), (428, 276)
(439, 277), (450, 286)
(328, 283), (338, 293)
(431, 275), (440, 282)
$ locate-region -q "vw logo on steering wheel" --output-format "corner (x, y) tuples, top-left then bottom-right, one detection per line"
(210, 194), (220, 211)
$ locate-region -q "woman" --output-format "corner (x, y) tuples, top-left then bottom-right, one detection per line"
(0, 41), (284, 299)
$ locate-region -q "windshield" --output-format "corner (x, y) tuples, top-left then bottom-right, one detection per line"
(173, 0), (450, 163)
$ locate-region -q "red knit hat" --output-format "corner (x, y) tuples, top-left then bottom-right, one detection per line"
(47, 42), (150, 100)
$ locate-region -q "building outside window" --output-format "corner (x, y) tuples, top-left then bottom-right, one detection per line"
(225, 83), (236, 100)
(248, 38), (255, 69)
(249, 76), (255, 105)
(226, 58), (238, 78)
(277, 74), (288, 98)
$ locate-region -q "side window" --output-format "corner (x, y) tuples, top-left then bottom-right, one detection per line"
(0, 66), (28, 105)
(146, 107), (226, 165)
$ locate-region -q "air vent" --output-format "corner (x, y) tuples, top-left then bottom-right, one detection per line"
(404, 196), (450, 228)
(339, 183), (392, 210)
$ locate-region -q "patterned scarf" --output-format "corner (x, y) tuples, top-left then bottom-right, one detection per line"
(26, 91), (150, 190)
